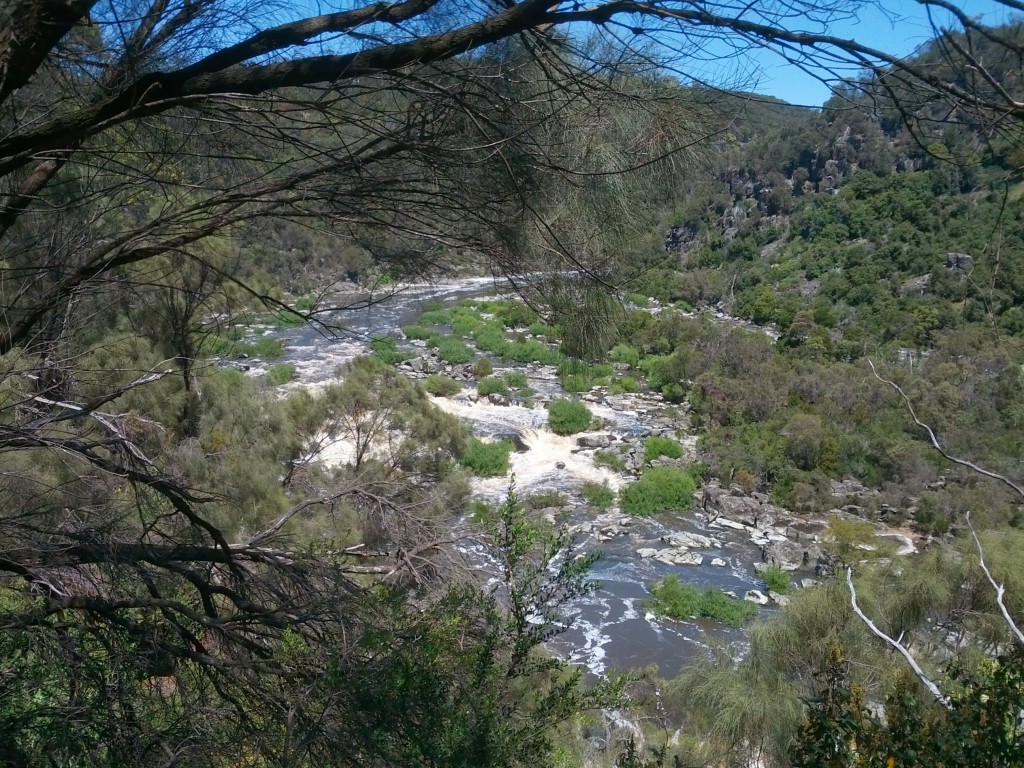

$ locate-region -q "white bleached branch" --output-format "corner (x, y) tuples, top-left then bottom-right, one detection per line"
(846, 566), (951, 709)
(868, 360), (1024, 501)
(966, 511), (1024, 646)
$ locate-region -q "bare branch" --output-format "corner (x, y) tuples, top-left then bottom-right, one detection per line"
(846, 566), (951, 709)
(868, 360), (1024, 502)
(966, 511), (1024, 646)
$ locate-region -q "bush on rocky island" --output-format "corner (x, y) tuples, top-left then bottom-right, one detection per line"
(620, 467), (697, 516)
(424, 374), (462, 397)
(644, 435), (683, 463)
(460, 438), (514, 477)
(547, 399), (593, 435)
(648, 574), (758, 626)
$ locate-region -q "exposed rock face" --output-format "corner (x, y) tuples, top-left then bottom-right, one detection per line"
(946, 252), (973, 270)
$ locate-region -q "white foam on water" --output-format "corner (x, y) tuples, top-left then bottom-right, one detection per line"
(568, 617), (611, 676)
(428, 396), (548, 434)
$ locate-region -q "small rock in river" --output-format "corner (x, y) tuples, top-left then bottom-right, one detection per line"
(744, 589), (770, 606)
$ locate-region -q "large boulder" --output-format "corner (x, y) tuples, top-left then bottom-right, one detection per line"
(576, 433), (612, 449)
(744, 589), (770, 606)
(662, 531), (722, 550)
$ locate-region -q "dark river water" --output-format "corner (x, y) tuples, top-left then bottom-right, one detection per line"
(248, 277), (761, 680)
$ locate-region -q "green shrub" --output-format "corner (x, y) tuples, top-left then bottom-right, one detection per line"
(502, 339), (561, 365)
(620, 466), (697, 516)
(504, 371), (529, 389)
(524, 489), (567, 509)
(647, 574), (758, 626)
(369, 335), (412, 365)
(473, 357), (494, 378)
(203, 332), (286, 359)
(267, 363), (296, 385)
(581, 481), (614, 509)
(594, 450), (626, 472)
(402, 325), (436, 340)
(761, 565), (792, 594)
(418, 307), (452, 325)
(644, 435), (684, 463)
(560, 373), (592, 393)
(608, 376), (638, 394)
(477, 377), (510, 397)
(460, 438), (514, 477)
(424, 374), (462, 397)
(609, 344), (641, 368)
(528, 322), (558, 339)
(547, 399), (592, 435)
(469, 500), (495, 525)
(471, 322), (509, 354)
(451, 311), (484, 337)
(250, 336), (286, 359)
(495, 300), (539, 328)
(436, 338), (474, 365)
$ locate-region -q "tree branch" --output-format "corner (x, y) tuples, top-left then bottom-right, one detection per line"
(966, 511), (1024, 646)
(868, 359), (1024, 502)
(846, 566), (951, 709)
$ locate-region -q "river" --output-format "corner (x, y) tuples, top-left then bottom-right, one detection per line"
(245, 276), (766, 679)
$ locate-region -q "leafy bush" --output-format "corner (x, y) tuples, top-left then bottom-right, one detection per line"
(761, 565), (792, 594)
(250, 336), (287, 359)
(557, 360), (614, 392)
(609, 343), (641, 368)
(424, 374), (462, 397)
(528, 322), (558, 338)
(608, 376), (638, 394)
(269, 309), (305, 327)
(524, 489), (567, 509)
(560, 373), (592, 393)
(469, 500), (495, 525)
(620, 467), (697, 516)
(547, 399), (592, 435)
(581, 481), (614, 509)
(451, 309), (484, 337)
(477, 377), (510, 397)
(644, 435), (683, 463)
(594, 450), (626, 472)
(436, 338), (474, 365)
(648, 574), (758, 626)
(204, 332), (287, 359)
(472, 325), (510, 355)
(502, 339), (561, 365)
(402, 325), (436, 340)
(460, 438), (514, 477)
(369, 335), (413, 365)
(503, 371), (528, 389)
(417, 307), (452, 325)
(495, 300), (539, 328)
(473, 357), (494, 378)
(267, 363), (296, 385)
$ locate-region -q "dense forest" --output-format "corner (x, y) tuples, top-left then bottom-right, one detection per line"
(1, 1), (1023, 766)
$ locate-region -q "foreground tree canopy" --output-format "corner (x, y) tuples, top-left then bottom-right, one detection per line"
(1, 0), (1023, 766)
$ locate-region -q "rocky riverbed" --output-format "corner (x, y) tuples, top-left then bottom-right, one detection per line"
(254, 277), (919, 678)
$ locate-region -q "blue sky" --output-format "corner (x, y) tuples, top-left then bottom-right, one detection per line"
(738, 0), (1019, 106)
